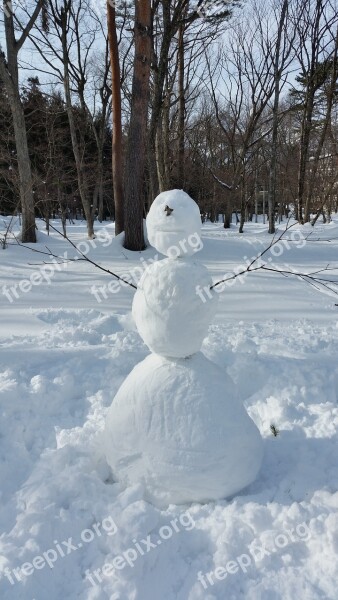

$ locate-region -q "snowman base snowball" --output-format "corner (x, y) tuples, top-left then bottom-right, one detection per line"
(103, 352), (263, 507)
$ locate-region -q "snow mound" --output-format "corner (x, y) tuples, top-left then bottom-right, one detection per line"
(103, 352), (263, 507)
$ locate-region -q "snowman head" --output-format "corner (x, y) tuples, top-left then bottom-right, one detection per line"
(146, 190), (202, 258)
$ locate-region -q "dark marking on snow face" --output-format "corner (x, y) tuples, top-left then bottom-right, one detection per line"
(164, 205), (174, 216)
(270, 424), (280, 437)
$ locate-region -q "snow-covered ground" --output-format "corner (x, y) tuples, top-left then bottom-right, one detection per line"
(0, 215), (338, 600)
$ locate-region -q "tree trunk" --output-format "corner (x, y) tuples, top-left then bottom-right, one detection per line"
(10, 94), (37, 242)
(107, 1), (124, 235)
(148, 1), (172, 200)
(124, 0), (151, 251)
(297, 2), (323, 224)
(238, 173), (245, 233)
(60, 7), (94, 239)
(156, 123), (166, 192)
(177, 16), (186, 187)
(0, 6), (37, 243)
(156, 85), (171, 191)
(305, 29), (338, 221)
(223, 195), (232, 228)
(224, 214), (231, 228)
(298, 93), (315, 224)
(98, 176), (104, 222)
(268, 0), (288, 235)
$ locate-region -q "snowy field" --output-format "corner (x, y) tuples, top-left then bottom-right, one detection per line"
(1, 215), (338, 600)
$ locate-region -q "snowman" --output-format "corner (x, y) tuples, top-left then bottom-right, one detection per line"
(103, 190), (263, 507)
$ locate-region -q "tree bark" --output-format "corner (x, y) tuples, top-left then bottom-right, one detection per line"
(177, 15), (186, 187)
(148, 1), (172, 199)
(296, 0), (324, 224)
(268, 0), (288, 235)
(60, 5), (94, 239)
(0, 4), (39, 242)
(238, 173), (246, 233)
(304, 28), (338, 221)
(8, 85), (37, 242)
(107, 1), (124, 235)
(124, 0), (151, 251)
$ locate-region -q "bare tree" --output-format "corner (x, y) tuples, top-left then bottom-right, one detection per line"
(148, 0), (237, 198)
(0, 0), (44, 242)
(307, 29), (338, 222)
(291, 0), (337, 223)
(267, 0), (293, 234)
(205, 4), (279, 232)
(107, 0), (124, 234)
(27, 0), (113, 238)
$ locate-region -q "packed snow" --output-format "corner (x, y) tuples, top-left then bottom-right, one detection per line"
(132, 258), (213, 358)
(146, 190), (202, 258)
(104, 352), (263, 507)
(0, 212), (338, 599)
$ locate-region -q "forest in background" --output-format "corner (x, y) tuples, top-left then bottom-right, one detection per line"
(0, 0), (337, 248)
